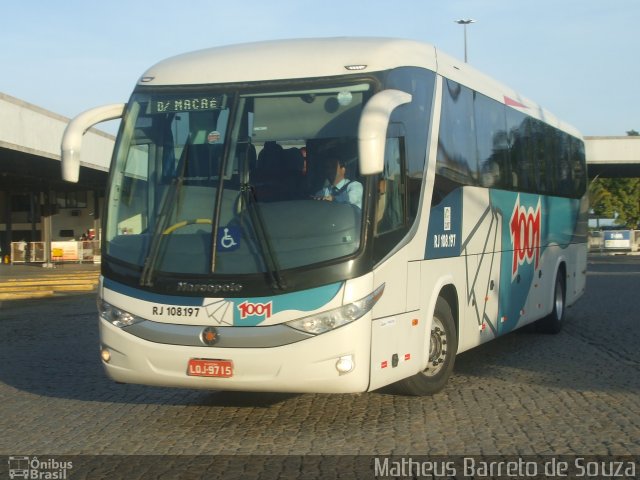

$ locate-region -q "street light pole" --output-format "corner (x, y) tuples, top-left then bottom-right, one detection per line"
(455, 19), (476, 63)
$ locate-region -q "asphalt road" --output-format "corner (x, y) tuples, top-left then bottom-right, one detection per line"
(0, 254), (638, 478)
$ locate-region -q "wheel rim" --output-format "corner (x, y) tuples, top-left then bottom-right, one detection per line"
(423, 316), (447, 377)
(554, 279), (564, 321)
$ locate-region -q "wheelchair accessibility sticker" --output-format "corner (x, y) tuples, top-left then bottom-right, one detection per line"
(217, 226), (240, 251)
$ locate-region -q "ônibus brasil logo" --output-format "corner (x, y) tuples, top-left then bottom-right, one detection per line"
(509, 195), (541, 279)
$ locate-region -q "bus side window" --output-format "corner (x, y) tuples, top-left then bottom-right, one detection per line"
(555, 133), (572, 196)
(375, 137), (405, 236)
(433, 80), (477, 205)
(475, 92), (508, 189)
(506, 109), (534, 192)
(373, 136), (412, 264)
(570, 137), (587, 197)
(384, 66), (434, 217)
(532, 121), (547, 193)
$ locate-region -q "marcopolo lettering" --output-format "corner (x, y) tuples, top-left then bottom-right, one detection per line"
(177, 282), (243, 294)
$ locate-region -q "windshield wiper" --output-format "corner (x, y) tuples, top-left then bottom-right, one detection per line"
(240, 183), (287, 291)
(140, 140), (190, 287)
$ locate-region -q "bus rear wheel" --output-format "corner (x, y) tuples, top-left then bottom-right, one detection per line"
(394, 297), (457, 396)
(537, 269), (566, 334)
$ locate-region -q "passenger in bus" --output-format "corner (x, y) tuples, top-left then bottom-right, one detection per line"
(558, 159), (573, 194)
(314, 155), (363, 209)
(281, 147), (307, 199)
(299, 147), (308, 175)
(480, 159), (501, 188)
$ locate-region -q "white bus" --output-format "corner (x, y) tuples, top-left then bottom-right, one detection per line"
(62, 38), (587, 395)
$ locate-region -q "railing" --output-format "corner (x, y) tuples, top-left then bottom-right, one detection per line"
(9, 241), (101, 264)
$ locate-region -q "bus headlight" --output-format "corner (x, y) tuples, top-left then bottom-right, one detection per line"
(286, 284), (384, 335)
(97, 298), (143, 328)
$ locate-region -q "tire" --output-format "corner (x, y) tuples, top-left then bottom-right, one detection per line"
(394, 296), (457, 396)
(537, 269), (566, 334)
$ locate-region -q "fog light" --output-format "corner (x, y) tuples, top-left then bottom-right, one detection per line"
(336, 355), (354, 374)
(100, 347), (111, 363)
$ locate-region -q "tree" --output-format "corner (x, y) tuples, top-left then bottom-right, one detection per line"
(588, 176), (611, 218)
(590, 177), (615, 219)
(588, 129), (640, 229)
(611, 178), (640, 228)
(590, 178), (640, 229)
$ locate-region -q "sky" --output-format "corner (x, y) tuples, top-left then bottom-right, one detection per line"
(1, 0), (637, 137)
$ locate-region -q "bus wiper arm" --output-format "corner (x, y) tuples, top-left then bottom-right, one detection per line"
(240, 183), (287, 291)
(140, 140), (190, 287)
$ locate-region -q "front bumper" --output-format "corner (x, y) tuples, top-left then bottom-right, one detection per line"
(99, 316), (372, 393)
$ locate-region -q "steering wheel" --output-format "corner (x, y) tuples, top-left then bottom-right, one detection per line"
(162, 218), (212, 234)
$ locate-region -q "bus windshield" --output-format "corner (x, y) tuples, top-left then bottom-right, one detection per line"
(104, 82), (372, 282)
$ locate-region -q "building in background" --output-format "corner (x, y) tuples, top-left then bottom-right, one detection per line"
(0, 92), (114, 263)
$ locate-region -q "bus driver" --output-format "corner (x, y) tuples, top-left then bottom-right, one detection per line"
(314, 156), (363, 209)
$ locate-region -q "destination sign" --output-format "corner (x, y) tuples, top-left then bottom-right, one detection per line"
(151, 96), (223, 114)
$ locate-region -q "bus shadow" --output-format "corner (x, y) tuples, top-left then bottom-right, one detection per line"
(0, 343), (301, 408)
(184, 390), (301, 408)
(451, 314), (639, 393)
(0, 295), (300, 407)
(1, 295), (636, 407)
(452, 261), (640, 394)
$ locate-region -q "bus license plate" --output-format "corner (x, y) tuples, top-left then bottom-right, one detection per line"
(187, 359), (233, 378)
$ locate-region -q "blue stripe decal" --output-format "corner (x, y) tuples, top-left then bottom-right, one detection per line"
(490, 190), (579, 334)
(425, 189), (462, 259)
(232, 282), (344, 326)
(103, 278), (344, 326)
(424, 187), (580, 336)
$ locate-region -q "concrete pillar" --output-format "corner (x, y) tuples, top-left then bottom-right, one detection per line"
(41, 191), (53, 268)
(93, 190), (101, 238)
(4, 191), (12, 261)
(30, 191), (38, 243)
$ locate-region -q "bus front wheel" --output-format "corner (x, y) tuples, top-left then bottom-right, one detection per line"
(394, 296), (457, 396)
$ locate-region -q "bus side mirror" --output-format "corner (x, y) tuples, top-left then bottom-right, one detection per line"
(61, 103), (126, 182)
(358, 90), (412, 175)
